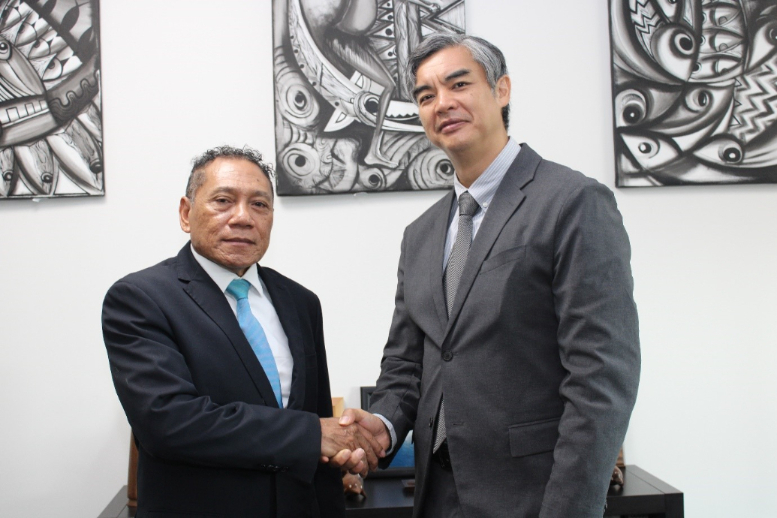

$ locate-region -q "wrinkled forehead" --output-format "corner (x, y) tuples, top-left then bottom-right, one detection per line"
(418, 44), (473, 71)
(201, 158), (272, 191)
(415, 45), (486, 85)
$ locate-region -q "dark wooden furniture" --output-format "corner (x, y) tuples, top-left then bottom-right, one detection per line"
(126, 434), (137, 508)
(98, 464), (682, 518)
(606, 465), (683, 517)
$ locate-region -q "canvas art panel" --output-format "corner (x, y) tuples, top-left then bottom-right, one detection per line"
(0, 0), (103, 200)
(272, 0), (465, 195)
(609, 0), (777, 187)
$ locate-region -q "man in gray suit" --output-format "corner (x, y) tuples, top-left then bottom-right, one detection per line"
(339, 34), (641, 517)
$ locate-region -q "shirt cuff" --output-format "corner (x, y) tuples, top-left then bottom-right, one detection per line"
(373, 414), (398, 455)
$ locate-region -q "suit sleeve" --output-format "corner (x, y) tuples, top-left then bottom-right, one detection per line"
(309, 292), (347, 516)
(102, 279), (321, 483)
(540, 181), (641, 517)
(368, 229), (425, 458)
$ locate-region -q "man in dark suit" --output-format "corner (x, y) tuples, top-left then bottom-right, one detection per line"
(340, 35), (641, 517)
(102, 146), (382, 518)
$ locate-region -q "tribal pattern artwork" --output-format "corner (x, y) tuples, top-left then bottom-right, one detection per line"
(609, 0), (777, 186)
(0, 0), (102, 200)
(272, 0), (464, 195)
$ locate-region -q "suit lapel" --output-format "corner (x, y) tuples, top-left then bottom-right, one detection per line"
(176, 245), (280, 408)
(444, 144), (542, 336)
(259, 267), (307, 410)
(429, 191), (456, 330)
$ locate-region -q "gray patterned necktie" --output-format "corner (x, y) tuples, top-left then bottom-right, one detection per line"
(434, 191), (479, 452)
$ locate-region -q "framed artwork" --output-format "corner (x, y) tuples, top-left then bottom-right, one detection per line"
(608, 0), (777, 187)
(360, 386), (414, 479)
(271, 0), (465, 195)
(0, 0), (103, 200)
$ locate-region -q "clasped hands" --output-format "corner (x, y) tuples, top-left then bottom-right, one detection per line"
(320, 408), (390, 477)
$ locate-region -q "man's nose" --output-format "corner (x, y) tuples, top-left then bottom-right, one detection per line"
(229, 202), (253, 225)
(435, 89), (456, 113)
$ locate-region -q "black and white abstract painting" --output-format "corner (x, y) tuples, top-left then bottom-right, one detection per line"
(272, 0), (465, 195)
(0, 0), (102, 200)
(609, 0), (777, 187)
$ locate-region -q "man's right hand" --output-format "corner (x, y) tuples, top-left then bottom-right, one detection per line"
(339, 408), (391, 452)
(320, 417), (385, 476)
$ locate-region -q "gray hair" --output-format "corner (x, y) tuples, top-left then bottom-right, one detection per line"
(186, 145), (275, 200)
(407, 34), (510, 130)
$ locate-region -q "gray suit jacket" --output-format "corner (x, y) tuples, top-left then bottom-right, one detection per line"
(369, 144), (640, 518)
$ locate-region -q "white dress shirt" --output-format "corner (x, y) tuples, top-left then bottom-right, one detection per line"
(191, 246), (293, 408)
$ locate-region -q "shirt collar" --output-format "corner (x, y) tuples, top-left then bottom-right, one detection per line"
(453, 138), (521, 211)
(190, 244), (265, 297)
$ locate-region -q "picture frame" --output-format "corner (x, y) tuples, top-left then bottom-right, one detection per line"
(360, 386), (415, 479)
(0, 0), (104, 200)
(607, 0), (777, 187)
(270, 0), (465, 195)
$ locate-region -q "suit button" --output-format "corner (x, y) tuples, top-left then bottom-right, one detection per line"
(442, 351), (453, 361)
(429, 418), (433, 428)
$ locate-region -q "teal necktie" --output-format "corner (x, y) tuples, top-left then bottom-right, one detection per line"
(226, 279), (283, 408)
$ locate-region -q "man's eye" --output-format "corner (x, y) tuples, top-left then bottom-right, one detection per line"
(418, 94), (433, 104)
(453, 82), (467, 88)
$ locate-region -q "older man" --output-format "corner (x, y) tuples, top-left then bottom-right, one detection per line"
(102, 146), (382, 518)
(341, 35), (641, 517)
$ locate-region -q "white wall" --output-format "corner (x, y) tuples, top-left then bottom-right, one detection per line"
(1, 1), (775, 516)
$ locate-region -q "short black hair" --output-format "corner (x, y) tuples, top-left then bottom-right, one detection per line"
(186, 145), (275, 200)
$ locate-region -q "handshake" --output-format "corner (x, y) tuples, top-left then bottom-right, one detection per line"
(319, 408), (390, 477)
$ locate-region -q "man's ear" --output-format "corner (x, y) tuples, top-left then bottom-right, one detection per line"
(496, 74), (511, 107)
(179, 196), (192, 233)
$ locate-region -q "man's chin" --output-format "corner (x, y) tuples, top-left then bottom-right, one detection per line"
(223, 262), (256, 277)
(435, 137), (472, 156)
(212, 253), (265, 276)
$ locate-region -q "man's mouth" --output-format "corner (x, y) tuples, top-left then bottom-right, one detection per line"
(224, 238), (254, 245)
(439, 119), (466, 133)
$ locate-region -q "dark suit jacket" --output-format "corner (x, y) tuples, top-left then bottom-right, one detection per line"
(369, 144), (640, 518)
(102, 244), (344, 518)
